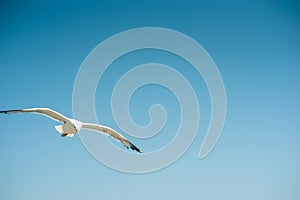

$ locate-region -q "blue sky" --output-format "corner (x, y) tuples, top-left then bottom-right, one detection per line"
(0, 0), (299, 199)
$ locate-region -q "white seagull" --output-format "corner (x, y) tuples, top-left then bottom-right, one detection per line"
(0, 108), (142, 153)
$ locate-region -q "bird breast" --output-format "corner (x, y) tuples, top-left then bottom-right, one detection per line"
(68, 119), (83, 133)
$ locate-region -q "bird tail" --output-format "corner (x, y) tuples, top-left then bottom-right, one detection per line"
(55, 125), (64, 133)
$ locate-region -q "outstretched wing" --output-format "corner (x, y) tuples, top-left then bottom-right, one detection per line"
(81, 123), (142, 153)
(0, 108), (70, 123)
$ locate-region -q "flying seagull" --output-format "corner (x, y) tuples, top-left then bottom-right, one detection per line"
(0, 108), (142, 153)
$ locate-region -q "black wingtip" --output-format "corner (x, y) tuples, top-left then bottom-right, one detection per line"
(0, 109), (22, 114)
(0, 110), (11, 114)
(129, 142), (142, 153)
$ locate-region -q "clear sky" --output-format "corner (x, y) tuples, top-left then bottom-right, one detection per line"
(0, 0), (299, 199)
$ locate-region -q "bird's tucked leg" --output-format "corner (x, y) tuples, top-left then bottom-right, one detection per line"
(61, 133), (74, 137)
(61, 133), (68, 137)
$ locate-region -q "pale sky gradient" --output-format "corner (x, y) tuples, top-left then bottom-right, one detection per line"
(0, 0), (299, 199)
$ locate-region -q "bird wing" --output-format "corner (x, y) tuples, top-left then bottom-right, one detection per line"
(0, 108), (70, 123)
(81, 123), (142, 153)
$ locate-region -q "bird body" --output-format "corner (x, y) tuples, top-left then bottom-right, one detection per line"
(55, 119), (82, 137)
(0, 108), (141, 153)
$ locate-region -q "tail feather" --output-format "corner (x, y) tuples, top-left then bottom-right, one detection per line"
(55, 125), (64, 133)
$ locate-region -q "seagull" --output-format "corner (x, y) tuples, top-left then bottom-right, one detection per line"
(0, 108), (142, 153)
